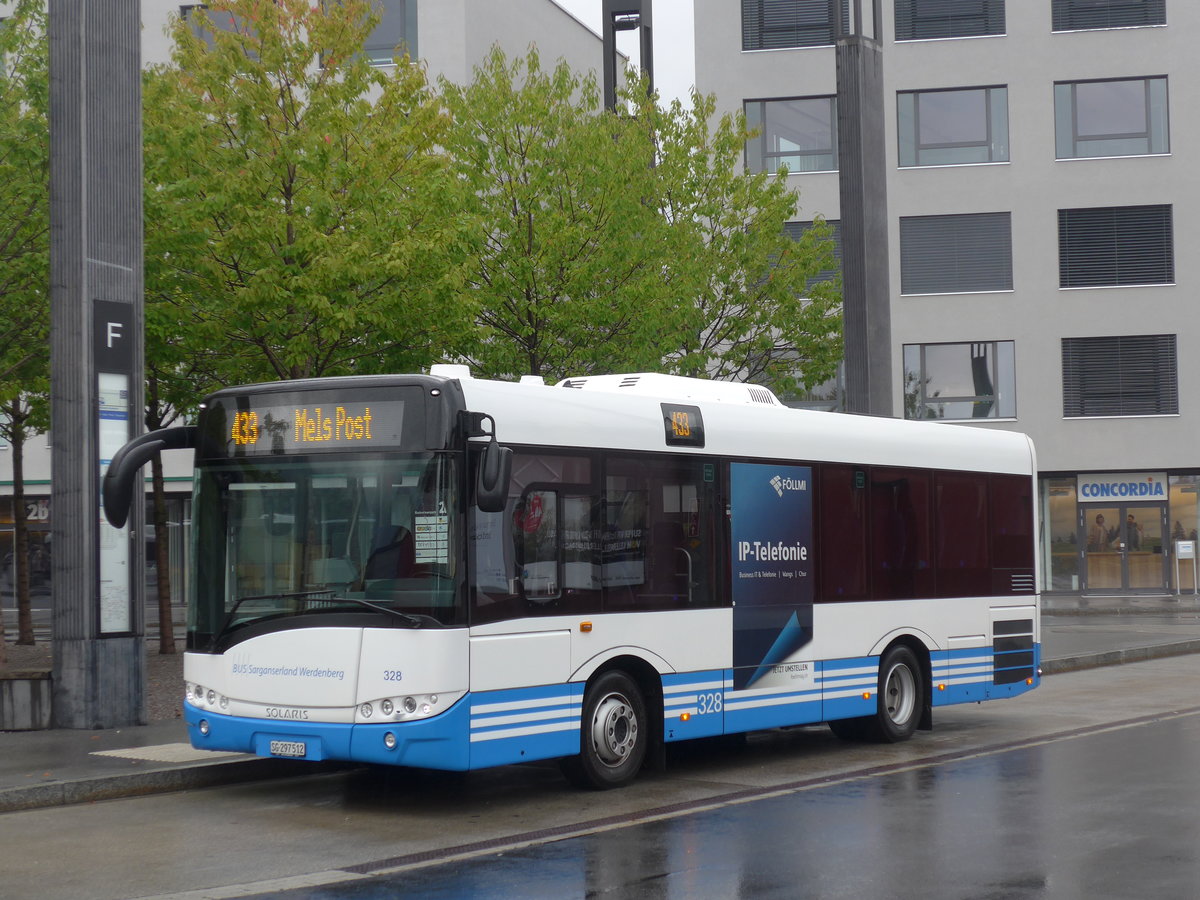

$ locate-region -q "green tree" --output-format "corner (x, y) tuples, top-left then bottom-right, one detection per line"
(441, 48), (672, 382)
(0, 393), (49, 648)
(0, 0), (49, 662)
(442, 51), (840, 392)
(630, 84), (843, 397)
(142, 0), (476, 386)
(0, 0), (49, 395)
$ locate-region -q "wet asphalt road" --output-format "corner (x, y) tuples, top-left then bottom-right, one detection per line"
(250, 710), (1200, 900)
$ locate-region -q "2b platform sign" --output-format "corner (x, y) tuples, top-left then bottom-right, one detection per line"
(94, 300), (134, 634)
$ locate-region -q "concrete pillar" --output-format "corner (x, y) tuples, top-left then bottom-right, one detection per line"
(49, 0), (145, 728)
(835, 0), (892, 417)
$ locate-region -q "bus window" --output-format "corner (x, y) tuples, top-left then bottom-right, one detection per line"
(516, 489), (560, 601)
(603, 455), (717, 611)
(869, 468), (933, 600)
(935, 471), (991, 597)
(818, 464), (869, 601)
(470, 451), (599, 622)
(990, 473), (1034, 571)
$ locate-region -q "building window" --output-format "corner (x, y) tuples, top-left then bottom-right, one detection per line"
(894, 0), (1006, 41)
(899, 212), (1012, 294)
(1054, 77), (1168, 159)
(363, 0), (417, 65)
(1052, 0), (1165, 31)
(1058, 204), (1173, 287)
(897, 86), (1008, 167)
(1061, 334), (1178, 417)
(745, 97), (838, 174)
(784, 219), (842, 289)
(180, 5), (247, 50)
(903, 341), (1016, 420)
(742, 0), (849, 50)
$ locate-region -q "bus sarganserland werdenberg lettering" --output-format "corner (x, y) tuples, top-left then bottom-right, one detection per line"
(103, 367), (1040, 789)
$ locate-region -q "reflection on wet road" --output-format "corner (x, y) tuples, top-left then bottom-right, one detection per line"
(255, 711), (1200, 900)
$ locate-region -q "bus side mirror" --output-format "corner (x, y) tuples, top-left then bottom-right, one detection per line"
(476, 440), (512, 513)
(102, 425), (198, 528)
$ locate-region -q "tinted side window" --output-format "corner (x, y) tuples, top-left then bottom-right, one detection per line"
(990, 473), (1033, 570)
(935, 471), (990, 597)
(870, 468), (934, 600)
(818, 464), (869, 600)
(471, 451), (600, 623)
(604, 456), (719, 612)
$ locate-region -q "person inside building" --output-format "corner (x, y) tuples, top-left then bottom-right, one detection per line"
(1088, 513), (1111, 552)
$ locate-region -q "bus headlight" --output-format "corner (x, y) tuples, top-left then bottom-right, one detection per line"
(356, 691), (460, 723)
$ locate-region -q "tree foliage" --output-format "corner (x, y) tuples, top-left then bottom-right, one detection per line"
(441, 48), (671, 382)
(631, 84), (843, 396)
(0, 0), (49, 659)
(443, 49), (841, 393)
(143, 0), (478, 385)
(0, 0), (49, 401)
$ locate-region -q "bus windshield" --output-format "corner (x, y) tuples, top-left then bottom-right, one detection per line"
(189, 453), (461, 647)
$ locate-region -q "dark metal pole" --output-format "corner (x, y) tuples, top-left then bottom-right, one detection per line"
(834, 0), (892, 416)
(602, 0), (654, 109)
(49, 0), (146, 727)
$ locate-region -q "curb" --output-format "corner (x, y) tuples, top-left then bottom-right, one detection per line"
(1041, 640), (1200, 675)
(0, 757), (350, 814)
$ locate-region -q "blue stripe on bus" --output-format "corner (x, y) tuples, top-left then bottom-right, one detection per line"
(467, 683), (584, 769)
(662, 670), (725, 741)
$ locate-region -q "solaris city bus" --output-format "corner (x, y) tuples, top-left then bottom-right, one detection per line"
(103, 367), (1040, 788)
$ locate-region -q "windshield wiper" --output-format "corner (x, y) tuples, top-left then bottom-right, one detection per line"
(212, 590), (339, 646)
(212, 589), (426, 648)
(304, 594), (424, 627)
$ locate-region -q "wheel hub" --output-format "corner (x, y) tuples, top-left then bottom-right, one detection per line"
(590, 692), (638, 767)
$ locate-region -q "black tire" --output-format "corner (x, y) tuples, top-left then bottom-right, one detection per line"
(829, 645), (925, 744)
(560, 670), (648, 790)
(867, 645), (924, 742)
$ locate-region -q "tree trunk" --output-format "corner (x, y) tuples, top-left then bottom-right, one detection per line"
(151, 451), (176, 654)
(12, 425), (34, 645)
(0, 560), (7, 665)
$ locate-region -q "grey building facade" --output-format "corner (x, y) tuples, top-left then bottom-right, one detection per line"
(696, 0), (1199, 594)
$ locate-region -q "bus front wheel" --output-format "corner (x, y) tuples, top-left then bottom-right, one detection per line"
(561, 670), (648, 789)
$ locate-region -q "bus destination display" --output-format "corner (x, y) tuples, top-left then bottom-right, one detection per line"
(222, 399), (405, 454)
(661, 403), (705, 448)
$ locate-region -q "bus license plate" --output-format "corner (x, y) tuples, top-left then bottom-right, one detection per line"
(269, 740), (307, 758)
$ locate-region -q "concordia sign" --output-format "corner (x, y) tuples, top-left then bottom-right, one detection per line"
(1077, 472), (1168, 501)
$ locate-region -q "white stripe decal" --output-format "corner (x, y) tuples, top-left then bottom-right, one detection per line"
(472, 695), (574, 715)
(726, 693), (819, 712)
(471, 706), (581, 729)
(469, 720), (578, 743)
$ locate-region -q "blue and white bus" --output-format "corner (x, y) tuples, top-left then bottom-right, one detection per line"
(104, 367), (1040, 788)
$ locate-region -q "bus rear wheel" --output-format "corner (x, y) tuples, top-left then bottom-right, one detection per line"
(829, 645), (925, 743)
(561, 670), (648, 790)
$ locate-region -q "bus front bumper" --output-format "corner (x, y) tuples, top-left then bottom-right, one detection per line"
(184, 698), (471, 771)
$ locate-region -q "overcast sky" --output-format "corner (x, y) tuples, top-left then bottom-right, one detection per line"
(552, 0), (697, 105)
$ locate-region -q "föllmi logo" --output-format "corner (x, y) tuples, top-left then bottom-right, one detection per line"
(769, 474), (808, 498)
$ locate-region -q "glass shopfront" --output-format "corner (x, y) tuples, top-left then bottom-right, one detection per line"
(1, 494), (191, 624)
(1041, 473), (1200, 594)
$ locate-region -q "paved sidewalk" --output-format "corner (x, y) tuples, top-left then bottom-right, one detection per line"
(4, 592), (1200, 814)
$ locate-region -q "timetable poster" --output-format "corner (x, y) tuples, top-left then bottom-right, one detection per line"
(730, 462), (814, 689)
